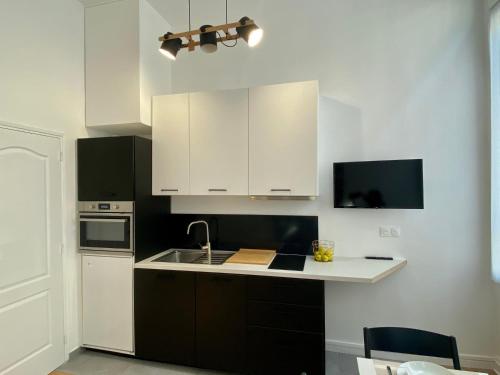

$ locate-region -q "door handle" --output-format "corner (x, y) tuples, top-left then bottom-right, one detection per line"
(161, 188), (179, 192)
(208, 188), (228, 192)
(270, 189), (291, 192)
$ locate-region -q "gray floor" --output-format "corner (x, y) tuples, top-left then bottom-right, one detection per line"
(57, 349), (359, 375)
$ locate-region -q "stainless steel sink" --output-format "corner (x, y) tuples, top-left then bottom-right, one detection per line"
(191, 250), (234, 265)
(153, 249), (204, 264)
(152, 249), (234, 265)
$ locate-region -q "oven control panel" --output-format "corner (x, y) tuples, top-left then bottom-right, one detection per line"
(78, 201), (134, 213)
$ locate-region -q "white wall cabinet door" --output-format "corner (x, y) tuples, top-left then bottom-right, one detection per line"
(152, 93), (190, 195)
(0, 126), (64, 375)
(249, 81), (318, 196)
(82, 254), (134, 354)
(189, 89), (249, 195)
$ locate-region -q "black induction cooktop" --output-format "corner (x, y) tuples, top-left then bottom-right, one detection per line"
(268, 254), (306, 272)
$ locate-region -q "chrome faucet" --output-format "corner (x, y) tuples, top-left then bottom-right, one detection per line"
(187, 221), (211, 256)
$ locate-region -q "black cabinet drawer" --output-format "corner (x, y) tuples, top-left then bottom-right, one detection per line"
(246, 326), (325, 375)
(248, 300), (324, 333)
(247, 276), (324, 306)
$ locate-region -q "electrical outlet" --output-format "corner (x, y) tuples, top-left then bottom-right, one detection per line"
(390, 226), (401, 237)
(379, 226), (391, 237)
(379, 226), (401, 238)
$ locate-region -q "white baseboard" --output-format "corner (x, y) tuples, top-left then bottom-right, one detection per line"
(326, 339), (500, 373)
(493, 356), (500, 375)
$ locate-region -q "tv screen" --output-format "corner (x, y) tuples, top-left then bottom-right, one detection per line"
(334, 159), (424, 209)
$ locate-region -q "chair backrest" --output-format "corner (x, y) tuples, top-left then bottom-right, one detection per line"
(363, 327), (461, 370)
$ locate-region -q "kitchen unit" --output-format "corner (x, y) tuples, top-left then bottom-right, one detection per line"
(135, 251), (405, 375)
(152, 80), (319, 197)
(76, 83), (405, 373)
(78, 136), (169, 354)
(132, 213), (405, 375)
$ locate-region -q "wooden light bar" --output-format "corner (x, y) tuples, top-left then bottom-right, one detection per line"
(158, 19), (255, 52)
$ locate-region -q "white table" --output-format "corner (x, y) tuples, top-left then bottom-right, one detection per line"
(357, 358), (487, 375)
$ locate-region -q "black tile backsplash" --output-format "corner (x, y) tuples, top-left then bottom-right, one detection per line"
(156, 213), (318, 257)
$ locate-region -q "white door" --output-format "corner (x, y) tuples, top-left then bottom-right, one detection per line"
(152, 94), (190, 195)
(190, 89), (249, 195)
(82, 254), (134, 354)
(249, 81), (319, 196)
(0, 126), (64, 375)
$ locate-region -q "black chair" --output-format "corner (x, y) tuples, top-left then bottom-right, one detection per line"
(363, 327), (461, 370)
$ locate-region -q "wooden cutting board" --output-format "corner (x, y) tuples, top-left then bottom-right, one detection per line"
(225, 249), (276, 265)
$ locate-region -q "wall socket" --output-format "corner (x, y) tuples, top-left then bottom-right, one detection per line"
(379, 225), (401, 238)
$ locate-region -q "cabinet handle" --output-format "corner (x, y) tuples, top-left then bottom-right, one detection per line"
(270, 189), (291, 192)
(208, 188), (227, 192)
(80, 218), (127, 223)
(156, 272), (175, 280)
(161, 188), (179, 192)
(211, 275), (233, 283)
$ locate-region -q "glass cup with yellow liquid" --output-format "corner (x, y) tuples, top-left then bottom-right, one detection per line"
(312, 240), (334, 262)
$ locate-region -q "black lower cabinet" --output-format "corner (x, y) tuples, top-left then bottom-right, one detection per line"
(134, 269), (196, 366)
(196, 273), (246, 373)
(134, 270), (325, 375)
(246, 276), (325, 375)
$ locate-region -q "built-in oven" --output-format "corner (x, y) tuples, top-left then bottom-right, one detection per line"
(78, 201), (134, 253)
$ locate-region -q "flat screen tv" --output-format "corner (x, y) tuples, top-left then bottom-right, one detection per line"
(334, 159), (423, 209)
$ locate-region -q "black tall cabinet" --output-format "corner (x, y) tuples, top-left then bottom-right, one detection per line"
(77, 136), (170, 261)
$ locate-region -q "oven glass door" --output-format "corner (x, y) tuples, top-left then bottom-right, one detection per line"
(79, 214), (132, 252)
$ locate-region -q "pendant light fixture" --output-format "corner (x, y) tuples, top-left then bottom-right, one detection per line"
(236, 16), (264, 47)
(159, 32), (182, 60)
(199, 25), (217, 53)
(158, 0), (263, 60)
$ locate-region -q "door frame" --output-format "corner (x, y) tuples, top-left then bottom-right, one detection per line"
(0, 120), (69, 361)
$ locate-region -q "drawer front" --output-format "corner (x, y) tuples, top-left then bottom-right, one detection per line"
(247, 276), (324, 306)
(248, 300), (324, 333)
(246, 326), (325, 375)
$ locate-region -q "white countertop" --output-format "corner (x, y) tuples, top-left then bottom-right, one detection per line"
(135, 250), (407, 283)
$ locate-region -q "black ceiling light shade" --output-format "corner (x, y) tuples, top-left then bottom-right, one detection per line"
(199, 25), (218, 53)
(159, 32), (182, 60)
(236, 16), (263, 47)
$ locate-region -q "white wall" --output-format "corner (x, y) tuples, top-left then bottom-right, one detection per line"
(167, 0), (498, 361)
(0, 0), (97, 352)
(139, 0), (173, 125)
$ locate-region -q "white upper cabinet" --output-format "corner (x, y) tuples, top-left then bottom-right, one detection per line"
(189, 89), (249, 195)
(85, 0), (171, 135)
(249, 81), (318, 197)
(152, 94), (190, 195)
(152, 80), (319, 197)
